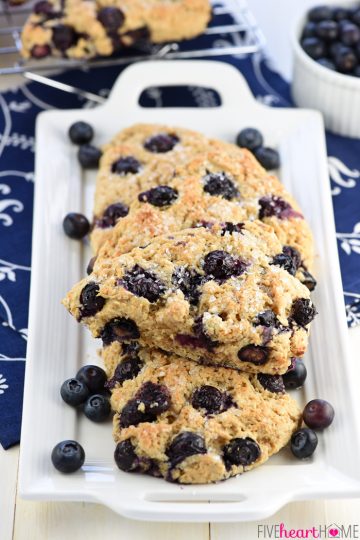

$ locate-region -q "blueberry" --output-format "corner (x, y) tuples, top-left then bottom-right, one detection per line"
(254, 147), (280, 170)
(105, 356), (144, 389)
(114, 439), (140, 472)
(34, 0), (54, 15)
(340, 22), (360, 46)
(96, 202), (129, 228)
(51, 440), (85, 473)
(352, 8), (360, 26)
(253, 310), (280, 328)
(223, 437), (261, 467)
(52, 24), (77, 51)
(283, 357), (307, 389)
(316, 20), (338, 41)
(138, 186), (178, 207)
(333, 7), (349, 21)
(238, 345), (269, 365)
(79, 282), (105, 318)
(283, 245), (302, 269)
(192, 385), (223, 414)
(202, 172), (239, 200)
(176, 330), (218, 352)
(101, 317), (140, 345)
(118, 265), (166, 302)
(172, 266), (206, 305)
(31, 44), (51, 58)
(335, 46), (357, 72)
(301, 269), (317, 291)
(291, 298), (317, 326)
(111, 156), (141, 175)
(86, 256), (97, 275)
(84, 394), (111, 422)
(144, 133), (179, 153)
(76, 365), (107, 394)
(221, 222), (245, 235)
(121, 341), (141, 357)
(203, 250), (247, 280)
(317, 57), (336, 70)
(77, 144), (102, 169)
(166, 432), (206, 466)
(302, 21), (317, 39)
(272, 246), (301, 276)
(259, 195), (300, 220)
(68, 121), (94, 145)
(291, 428), (318, 459)
(303, 399), (335, 429)
(120, 382), (171, 427)
(301, 37), (327, 59)
(271, 253), (297, 276)
(329, 40), (346, 57)
(355, 41), (360, 60)
(63, 212), (90, 239)
(60, 378), (90, 406)
(308, 6), (334, 22)
(236, 128), (263, 151)
(257, 374), (285, 393)
(97, 7), (125, 31)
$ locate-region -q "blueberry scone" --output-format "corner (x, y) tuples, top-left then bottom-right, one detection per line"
(102, 343), (301, 484)
(63, 222), (316, 374)
(90, 123), (268, 253)
(21, 0), (211, 59)
(94, 147), (315, 287)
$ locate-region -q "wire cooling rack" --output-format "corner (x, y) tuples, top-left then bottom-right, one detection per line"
(0, 0), (265, 75)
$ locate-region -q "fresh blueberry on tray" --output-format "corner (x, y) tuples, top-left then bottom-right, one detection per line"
(84, 394), (111, 422)
(291, 428), (318, 459)
(76, 365), (107, 394)
(51, 440), (85, 473)
(282, 358), (307, 390)
(77, 144), (102, 169)
(236, 127), (263, 151)
(303, 399), (335, 429)
(254, 147), (280, 170)
(68, 121), (94, 145)
(63, 212), (90, 240)
(60, 378), (90, 406)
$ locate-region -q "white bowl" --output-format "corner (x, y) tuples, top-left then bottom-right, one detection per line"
(291, 3), (360, 137)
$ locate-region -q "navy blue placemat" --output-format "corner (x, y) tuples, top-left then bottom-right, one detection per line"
(0, 47), (359, 449)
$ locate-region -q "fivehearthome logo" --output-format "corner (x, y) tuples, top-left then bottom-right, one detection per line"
(257, 523), (360, 539)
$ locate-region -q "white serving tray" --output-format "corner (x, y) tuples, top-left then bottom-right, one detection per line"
(19, 60), (360, 522)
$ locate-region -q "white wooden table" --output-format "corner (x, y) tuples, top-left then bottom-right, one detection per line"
(2, 0), (360, 537)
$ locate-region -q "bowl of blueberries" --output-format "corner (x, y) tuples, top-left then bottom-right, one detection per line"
(292, 2), (360, 137)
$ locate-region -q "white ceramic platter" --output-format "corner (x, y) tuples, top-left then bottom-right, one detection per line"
(19, 60), (360, 522)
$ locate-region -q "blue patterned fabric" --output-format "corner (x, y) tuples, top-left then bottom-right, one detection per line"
(0, 28), (359, 449)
